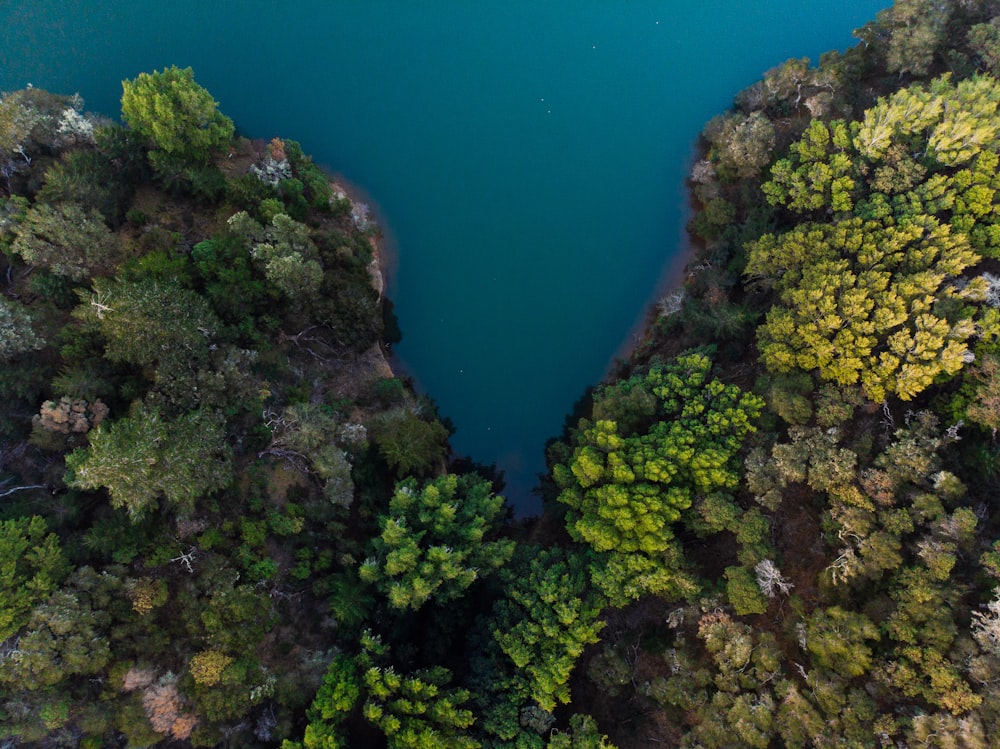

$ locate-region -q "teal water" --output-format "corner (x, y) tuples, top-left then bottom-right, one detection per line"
(0, 1), (888, 511)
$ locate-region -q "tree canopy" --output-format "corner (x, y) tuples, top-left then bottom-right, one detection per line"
(553, 352), (762, 603)
(360, 472), (514, 610)
(121, 65), (234, 165)
(748, 75), (1000, 401)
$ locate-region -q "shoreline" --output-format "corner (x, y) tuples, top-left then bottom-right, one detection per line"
(604, 170), (698, 377)
(329, 177), (395, 381)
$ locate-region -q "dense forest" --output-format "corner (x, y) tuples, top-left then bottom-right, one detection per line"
(4, 0), (1000, 747)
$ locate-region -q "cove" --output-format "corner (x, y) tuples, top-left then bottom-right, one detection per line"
(0, 0), (889, 512)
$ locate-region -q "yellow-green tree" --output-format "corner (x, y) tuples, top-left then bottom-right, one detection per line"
(121, 66), (233, 166)
(746, 216), (981, 401)
(748, 76), (1000, 402)
(552, 352), (762, 604)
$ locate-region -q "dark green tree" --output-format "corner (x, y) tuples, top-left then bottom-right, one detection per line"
(11, 201), (123, 280)
(371, 408), (450, 478)
(288, 632), (479, 749)
(72, 277), (221, 378)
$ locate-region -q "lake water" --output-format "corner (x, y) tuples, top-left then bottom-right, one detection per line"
(0, 1), (889, 512)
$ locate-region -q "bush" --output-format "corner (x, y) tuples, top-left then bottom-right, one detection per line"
(226, 173), (278, 215)
(724, 566), (768, 615)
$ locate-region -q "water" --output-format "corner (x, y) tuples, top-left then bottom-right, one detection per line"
(0, 1), (889, 512)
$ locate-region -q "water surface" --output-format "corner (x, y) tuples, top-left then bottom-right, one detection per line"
(0, 1), (889, 511)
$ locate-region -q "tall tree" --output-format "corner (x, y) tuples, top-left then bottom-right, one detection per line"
(121, 65), (234, 166)
(490, 548), (606, 713)
(552, 352), (762, 603)
(0, 516), (67, 641)
(65, 403), (232, 520)
(360, 472), (513, 610)
(72, 277), (220, 378)
(11, 201), (123, 280)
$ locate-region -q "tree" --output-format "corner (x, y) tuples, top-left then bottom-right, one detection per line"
(964, 352), (1000, 434)
(371, 408), (450, 478)
(37, 146), (136, 226)
(362, 659), (479, 749)
(547, 714), (617, 749)
(228, 210), (324, 298)
(263, 403), (357, 508)
(65, 403), (233, 520)
(724, 566), (768, 616)
(0, 87), (87, 184)
(121, 65), (234, 165)
(72, 277), (220, 376)
(703, 111), (776, 180)
(876, 0), (952, 77)
(0, 588), (110, 691)
(968, 21), (1000, 74)
(805, 606), (879, 678)
(0, 516), (67, 641)
(292, 633), (479, 749)
(746, 215), (982, 402)
(553, 352), (762, 602)
(11, 201), (123, 280)
(490, 548), (606, 712)
(189, 650), (234, 687)
(0, 296), (44, 359)
(360, 472), (514, 610)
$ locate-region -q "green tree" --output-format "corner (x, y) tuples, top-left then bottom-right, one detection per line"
(547, 714), (617, 749)
(228, 210), (324, 298)
(805, 606), (880, 678)
(876, 0), (952, 77)
(72, 277), (220, 376)
(11, 201), (123, 280)
(724, 566), (768, 616)
(37, 146), (136, 226)
(360, 472), (514, 610)
(362, 659), (479, 749)
(969, 21), (1000, 75)
(371, 408), (450, 478)
(293, 633), (479, 749)
(0, 588), (110, 691)
(0, 296), (44, 359)
(490, 548), (606, 712)
(553, 353), (762, 602)
(0, 516), (67, 641)
(121, 65), (234, 165)
(284, 660), (356, 748)
(65, 403), (232, 520)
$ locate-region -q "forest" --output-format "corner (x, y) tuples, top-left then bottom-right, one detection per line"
(4, 0), (1000, 747)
